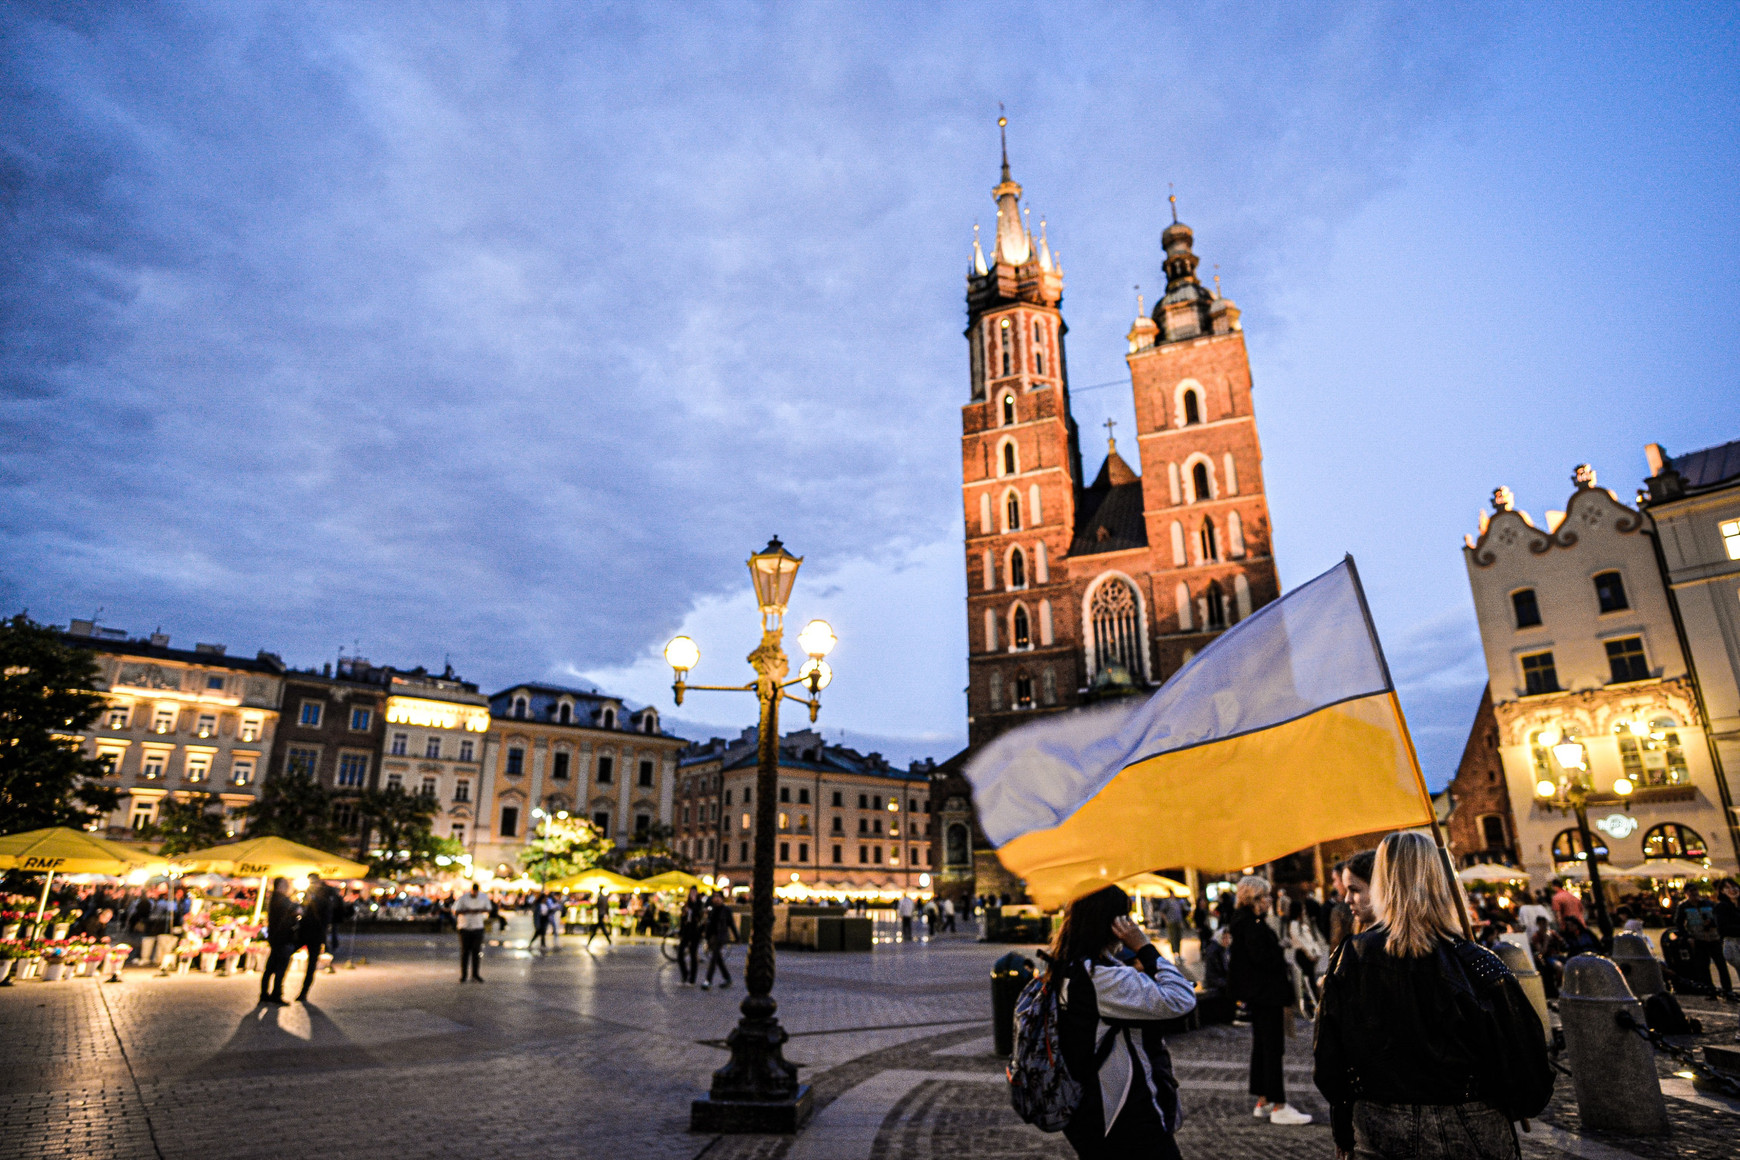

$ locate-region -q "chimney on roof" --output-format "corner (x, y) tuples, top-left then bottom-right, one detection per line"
(149, 632), (170, 648)
(1645, 443), (1667, 476)
(194, 643), (227, 655)
(69, 619), (94, 637)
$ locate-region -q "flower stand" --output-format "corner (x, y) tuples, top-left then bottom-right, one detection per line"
(41, 961), (63, 982)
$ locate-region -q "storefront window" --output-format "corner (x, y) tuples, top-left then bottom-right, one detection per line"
(1613, 716), (1689, 787)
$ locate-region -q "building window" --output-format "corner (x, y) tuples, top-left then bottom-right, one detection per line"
(601, 708), (616, 729)
(636, 813), (651, 838)
(451, 823), (466, 843)
(1614, 716), (1690, 786)
(459, 738), (474, 762)
(391, 732), (407, 756)
(130, 801), (156, 831)
(1641, 823), (1707, 860)
(332, 802), (357, 832)
(287, 747), (319, 777)
(231, 757), (254, 786)
(1006, 492), (1021, 531)
(890, 847), (900, 864)
(153, 706), (177, 734)
(420, 776), (437, 798)
(1205, 581), (1227, 629)
(552, 751), (570, 780)
(1605, 637), (1649, 683)
(1593, 571), (1629, 613)
(779, 841), (790, 862)
(1091, 577), (1142, 679)
(1183, 389), (1200, 425)
(558, 702), (571, 724)
(742, 812), (752, 831)
(425, 736), (442, 759)
(455, 778), (470, 802)
(184, 753), (211, 782)
(1015, 675), (1034, 708)
(738, 841), (748, 862)
(597, 756), (614, 783)
(1191, 461), (1210, 501)
(1520, 652), (1559, 696)
(506, 747), (524, 776)
(798, 843), (809, 862)
(858, 817), (868, 834)
(1200, 518), (1218, 562)
(1722, 518), (1740, 560)
(95, 747), (123, 776)
(1550, 828), (1607, 864)
(500, 806), (519, 837)
(639, 759), (654, 787)
(240, 715), (262, 743)
(593, 811), (610, 835)
(206, 676), (224, 690)
(106, 706), (131, 730)
(1479, 815), (1507, 850)
(513, 696), (528, 719)
(385, 772), (402, 792)
(1000, 318), (1012, 376)
(858, 793), (869, 809)
(832, 844), (843, 863)
(349, 708), (372, 731)
(195, 714), (217, 738)
(1010, 548), (1025, 588)
(1002, 392), (1015, 425)
(873, 846), (883, 864)
(832, 816), (844, 834)
(798, 787), (810, 805)
(299, 701), (323, 728)
(832, 791), (844, 807)
(1003, 442), (1017, 475)
(337, 753), (368, 788)
(1512, 589), (1541, 629)
(859, 845), (868, 863)
(1013, 606), (1030, 648)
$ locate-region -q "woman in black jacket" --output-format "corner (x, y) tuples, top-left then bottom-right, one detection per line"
(1228, 875), (1311, 1125)
(1314, 832), (1552, 1159)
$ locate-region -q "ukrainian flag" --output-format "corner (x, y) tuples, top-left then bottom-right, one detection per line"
(964, 557), (1434, 909)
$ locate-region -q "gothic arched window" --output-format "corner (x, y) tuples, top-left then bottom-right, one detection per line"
(1032, 320), (1045, 375)
(1010, 548), (1026, 588)
(1192, 462), (1211, 502)
(1002, 392), (1016, 425)
(1200, 518), (1219, 562)
(1013, 606), (1031, 649)
(1000, 318), (1012, 377)
(1090, 578), (1142, 680)
(1003, 442), (1017, 475)
(1015, 674), (1034, 707)
(1551, 828), (1608, 864)
(1206, 581), (1227, 629)
(1006, 492), (1021, 531)
(1183, 389), (1201, 425)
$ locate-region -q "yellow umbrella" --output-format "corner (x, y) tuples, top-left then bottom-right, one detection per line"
(175, 836), (370, 921)
(548, 868), (642, 893)
(0, 827), (162, 929)
(638, 869), (708, 893)
(1116, 872), (1193, 899)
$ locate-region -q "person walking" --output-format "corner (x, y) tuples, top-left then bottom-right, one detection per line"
(1156, 894), (1186, 960)
(1314, 831), (1553, 1159)
(1229, 875), (1312, 1126)
(898, 893), (915, 942)
(259, 877), (299, 1005)
(701, 892), (737, 990)
(587, 891), (614, 948)
(677, 887), (705, 985)
(1549, 881), (1584, 928)
(940, 895), (957, 933)
(454, 881), (491, 981)
(1674, 884), (1732, 996)
(528, 890), (550, 951)
(1045, 885), (1196, 1159)
(292, 874), (334, 1002)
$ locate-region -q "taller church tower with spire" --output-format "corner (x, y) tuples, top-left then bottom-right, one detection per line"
(958, 127), (1283, 752)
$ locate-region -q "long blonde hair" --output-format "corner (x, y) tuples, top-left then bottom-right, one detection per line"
(1371, 831), (1465, 956)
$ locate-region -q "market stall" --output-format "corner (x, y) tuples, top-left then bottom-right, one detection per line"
(0, 827), (161, 981)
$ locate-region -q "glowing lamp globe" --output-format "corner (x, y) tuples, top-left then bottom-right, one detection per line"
(747, 537), (802, 615)
(1535, 779), (1557, 799)
(1613, 777), (1634, 796)
(664, 635), (700, 673)
(1538, 727), (1561, 747)
(1552, 741), (1585, 769)
(797, 619), (836, 658)
(798, 658), (832, 690)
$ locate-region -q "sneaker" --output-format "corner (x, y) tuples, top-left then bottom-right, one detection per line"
(701, 981), (710, 990)
(1269, 1105), (1313, 1126)
(1252, 1100), (1272, 1118)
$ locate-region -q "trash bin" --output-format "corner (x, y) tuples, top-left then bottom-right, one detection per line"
(991, 951), (1035, 1058)
(1558, 953), (1668, 1135)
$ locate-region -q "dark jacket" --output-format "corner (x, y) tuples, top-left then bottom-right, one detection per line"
(679, 898), (707, 938)
(704, 900), (738, 945)
(1715, 898), (1740, 939)
(267, 892), (301, 944)
(296, 886), (334, 942)
(1314, 929), (1552, 1151)
(1228, 907), (1292, 1007)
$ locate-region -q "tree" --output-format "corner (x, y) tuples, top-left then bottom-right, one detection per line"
(519, 813), (612, 884)
(0, 613), (121, 830)
(242, 770), (342, 851)
(601, 821), (692, 879)
(357, 785), (450, 879)
(136, 791), (232, 856)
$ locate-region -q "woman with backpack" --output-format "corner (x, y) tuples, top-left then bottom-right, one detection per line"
(1314, 831), (1553, 1159)
(1030, 885), (1196, 1158)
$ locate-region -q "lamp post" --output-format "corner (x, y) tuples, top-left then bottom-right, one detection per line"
(1533, 729), (1627, 944)
(669, 537), (835, 1133)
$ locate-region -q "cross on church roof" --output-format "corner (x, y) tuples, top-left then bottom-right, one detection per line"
(1104, 417), (1118, 451)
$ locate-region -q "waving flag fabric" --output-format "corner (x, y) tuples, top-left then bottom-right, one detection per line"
(964, 557), (1433, 909)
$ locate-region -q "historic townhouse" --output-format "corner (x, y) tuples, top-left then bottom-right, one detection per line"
(472, 683), (684, 876)
(675, 729), (935, 897)
(266, 655), (391, 803)
(63, 623), (285, 837)
(1462, 465), (1737, 882)
(375, 669), (491, 858)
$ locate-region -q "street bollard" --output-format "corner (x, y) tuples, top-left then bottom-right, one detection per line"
(991, 951), (1035, 1058)
(1609, 933), (1666, 999)
(1493, 941), (1552, 1047)
(1559, 954), (1669, 1135)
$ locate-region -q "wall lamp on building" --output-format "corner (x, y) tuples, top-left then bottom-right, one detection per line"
(1532, 727), (1618, 940)
(663, 537), (836, 1133)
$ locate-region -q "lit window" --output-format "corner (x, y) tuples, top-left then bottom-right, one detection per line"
(1015, 676), (1033, 707)
(1722, 519), (1740, 560)
(240, 715), (262, 742)
(1614, 717), (1690, 787)
(106, 707), (131, 730)
(1520, 652), (1559, 696)
(1550, 829), (1607, 864)
(1002, 393), (1016, 425)
(1512, 589), (1541, 629)
(1013, 606), (1031, 648)
(349, 708), (372, 731)
(337, 753), (368, 788)
(230, 758), (253, 785)
(1593, 571), (1629, 613)
(1000, 318), (1012, 376)
(1605, 637), (1649, 683)
(195, 714), (217, 738)
(1642, 822), (1707, 860)
(184, 753), (211, 782)
(299, 701), (323, 727)
(390, 732), (407, 756)
(153, 707), (177, 734)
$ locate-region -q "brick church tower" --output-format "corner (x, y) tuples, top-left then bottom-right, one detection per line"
(939, 126), (1285, 901)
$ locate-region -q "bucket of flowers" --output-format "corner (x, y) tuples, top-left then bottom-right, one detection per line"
(81, 939), (108, 977)
(102, 943), (130, 978)
(198, 943), (220, 973)
(1, 911), (23, 941)
(0, 939), (24, 983)
(245, 940), (270, 972)
(51, 919), (73, 942)
(40, 943), (67, 982)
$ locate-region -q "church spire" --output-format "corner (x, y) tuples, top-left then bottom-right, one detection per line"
(971, 223), (988, 276)
(992, 115), (1031, 266)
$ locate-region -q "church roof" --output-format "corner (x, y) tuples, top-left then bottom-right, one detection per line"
(1072, 450), (1147, 555)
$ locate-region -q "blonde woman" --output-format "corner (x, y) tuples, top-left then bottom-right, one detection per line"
(1227, 875), (1312, 1126)
(1313, 832), (1553, 1159)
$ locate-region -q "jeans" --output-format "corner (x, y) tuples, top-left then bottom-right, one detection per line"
(260, 940), (294, 1000)
(1689, 939), (1733, 993)
(1352, 1101), (1518, 1160)
(459, 929), (484, 979)
(705, 941), (731, 985)
(678, 934), (700, 984)
(1247, 1004), (1286, 1104)
(294, 938), (324, 998)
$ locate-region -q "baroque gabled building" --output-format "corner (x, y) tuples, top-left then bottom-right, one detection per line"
(936, 125), (1285, 903)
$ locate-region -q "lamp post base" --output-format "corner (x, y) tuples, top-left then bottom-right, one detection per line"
(690, 1085), (813, 1134)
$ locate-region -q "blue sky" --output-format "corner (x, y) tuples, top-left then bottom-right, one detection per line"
(4, 3), (1736, 787)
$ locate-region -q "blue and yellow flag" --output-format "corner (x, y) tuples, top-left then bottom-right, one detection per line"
(964, 557), (1433, 909)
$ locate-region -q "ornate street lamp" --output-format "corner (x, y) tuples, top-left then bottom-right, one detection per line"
(670, 537), (835, 1133)
(1533, 727), (1625, 943)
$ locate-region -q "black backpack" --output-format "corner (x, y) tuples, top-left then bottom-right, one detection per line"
(1448, 940), (1554, 1122)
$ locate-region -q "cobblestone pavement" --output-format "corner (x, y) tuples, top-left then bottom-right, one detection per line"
(1, 922), (1736, 1160)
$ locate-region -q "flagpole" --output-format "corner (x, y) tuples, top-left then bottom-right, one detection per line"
(1343, 555), (1475, 941)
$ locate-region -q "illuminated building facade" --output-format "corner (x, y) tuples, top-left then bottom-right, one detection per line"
(376, 670), (491, 858)
(472, 683), (684, 877)
(63, 622), (285, 838)
(675, 728), (935, 897)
